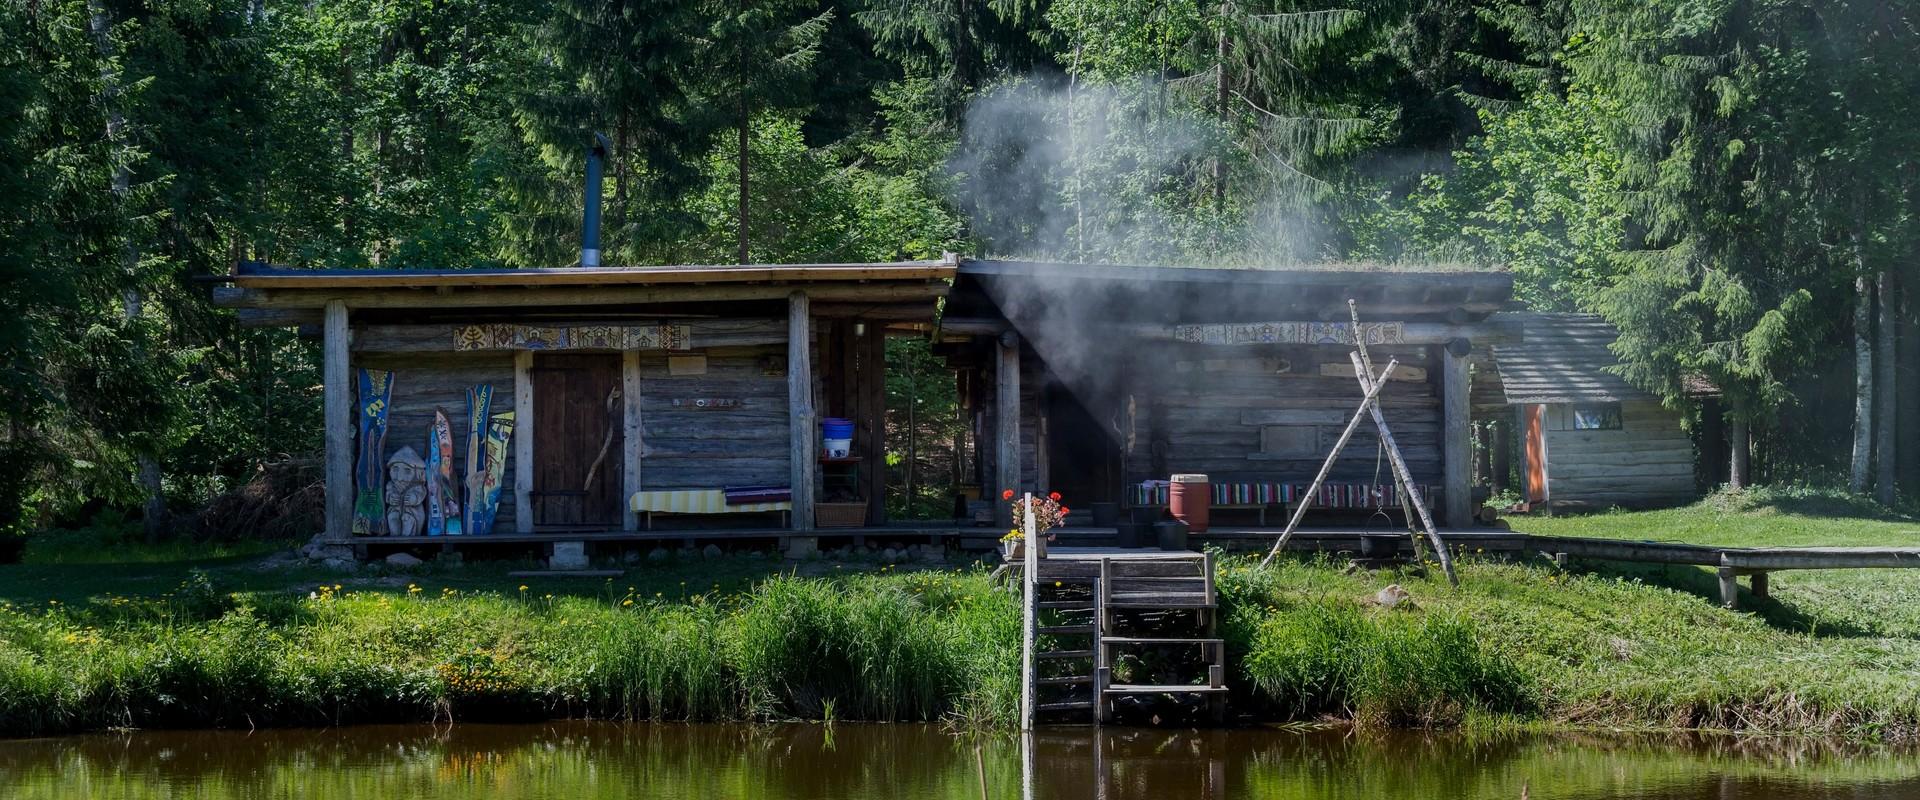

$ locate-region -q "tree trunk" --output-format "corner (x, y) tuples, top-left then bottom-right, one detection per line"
(1851, 272), (1874, 493)
(1212, 28), (1228, 212)
(89, 0), (167, 541)
(1876, 269), (1897, 505)
(736, 100), (749, 265)
(1729, 414), (1750, 490)
(1899, 272), (1920, 493)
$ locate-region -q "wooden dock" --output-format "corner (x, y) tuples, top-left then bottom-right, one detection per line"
(1020, 547), (1227, 728)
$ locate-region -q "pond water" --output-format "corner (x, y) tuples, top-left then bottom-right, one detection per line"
(0, 722), (1916, 799)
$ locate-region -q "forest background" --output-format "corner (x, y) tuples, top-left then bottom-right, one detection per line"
(2, 0), (1915, 538)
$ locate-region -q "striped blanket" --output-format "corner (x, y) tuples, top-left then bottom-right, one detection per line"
(630, 489), (791, 514)
(1131, 481), (1436, 509)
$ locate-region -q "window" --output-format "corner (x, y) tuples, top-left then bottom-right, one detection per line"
(1571, 404), (1622, 431)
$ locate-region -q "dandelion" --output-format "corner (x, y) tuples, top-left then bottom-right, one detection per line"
(518, 585), (529, 592)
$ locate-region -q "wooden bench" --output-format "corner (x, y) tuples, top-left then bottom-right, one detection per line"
(629, 489), (791, 529)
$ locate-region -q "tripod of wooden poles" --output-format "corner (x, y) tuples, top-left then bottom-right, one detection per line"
(1260, 300), (1458, 585)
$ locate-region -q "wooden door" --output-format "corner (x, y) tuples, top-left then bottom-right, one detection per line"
(530, 354), (624, 528)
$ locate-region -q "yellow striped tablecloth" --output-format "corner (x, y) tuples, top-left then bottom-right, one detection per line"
(629, 489), (792, 514)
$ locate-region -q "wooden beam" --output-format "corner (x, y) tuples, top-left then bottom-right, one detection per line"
(235, 308), (322, 328)
(212, 282), (947, 311)
(788, 292), (816, 531)
(514, 350), (534, 534)
(1100, 320), (1519, 346)
(996, 333), (1021, 529)
(1442, 342), (1472, 526)
(323, 301), (352, 542)
(348, 319), (787, 353)
(621, 350), (643, 532)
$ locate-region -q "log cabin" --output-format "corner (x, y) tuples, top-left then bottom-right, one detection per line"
(214, 257), (956, 559)
(1474, 312), (1701, 509)
(214, 255), (1522, 559)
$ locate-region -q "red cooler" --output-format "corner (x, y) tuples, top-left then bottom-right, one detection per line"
(1168, 473), (1211, 533)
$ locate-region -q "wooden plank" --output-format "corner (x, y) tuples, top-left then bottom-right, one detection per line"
(1442, 344), (1471, 527)
(323, 301), (352, 541)
(212, 281), (948, 311)
(622, 350), (643, 531)
(1722, 547), (1920, 571)
(514, 350), (534, 534)
(788, 292), (815, 531)
(996, 334), (1022, 528)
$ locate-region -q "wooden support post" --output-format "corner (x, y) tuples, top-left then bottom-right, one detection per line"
(1019, 493), (1037, 731)
(1718, 566), (1740, 610)
(1491, 418), (1511, 494)
(323, 300), (352, 542)
(789, 292), (816, 531)
(1442, 340), (1472, 527)
(862, 323), (887, 525)
(513, 350), (534, 534)
(996, 333), (1022, 529)
(1095, 557), (1110, 725)
(621, 350), (643, 532)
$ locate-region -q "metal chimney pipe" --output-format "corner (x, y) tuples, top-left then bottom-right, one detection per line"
(582, 132), (612, 267)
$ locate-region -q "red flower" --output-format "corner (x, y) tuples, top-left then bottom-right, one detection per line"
(1002, 489), (1015, 500)
(1048, 491), (1062, 501)
(1059, 506), (1070, 515)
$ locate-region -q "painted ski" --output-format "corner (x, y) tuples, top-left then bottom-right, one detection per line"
(352, 369), (394, 535)
(471, 410), (515, 535)
(462, 385), (494, 534)
(426, 409), (462, 536)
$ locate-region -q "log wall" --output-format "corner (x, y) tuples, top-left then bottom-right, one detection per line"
(353, 320), (802, 531)
(1543, 399), (1696, 507)
(354, 351), (520, 525)
(1120, 343), (1445, 488)
(637, 344), (793, 491)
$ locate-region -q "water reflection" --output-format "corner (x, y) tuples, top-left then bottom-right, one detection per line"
(0, 722), (1915, 799)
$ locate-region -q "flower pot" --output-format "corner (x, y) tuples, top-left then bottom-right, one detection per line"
(1090, 502), (1120, 527)
(1114, 521), (1150, 549)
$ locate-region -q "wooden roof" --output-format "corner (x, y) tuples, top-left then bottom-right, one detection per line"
(227, 258), (956, 289)
(946, 259), (1515, 324)
(211, 257), (957, 319)
(1488, 313), (1656, 404)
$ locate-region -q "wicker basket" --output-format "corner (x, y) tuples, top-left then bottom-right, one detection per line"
(814, 502), (867, 528)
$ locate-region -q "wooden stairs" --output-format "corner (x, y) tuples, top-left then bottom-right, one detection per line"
(1020, 549), (1228, 726)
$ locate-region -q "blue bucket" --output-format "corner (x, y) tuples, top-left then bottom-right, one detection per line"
(822, 418), (855, 439)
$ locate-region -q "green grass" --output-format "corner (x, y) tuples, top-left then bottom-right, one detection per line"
(2, 489), (1919, 739)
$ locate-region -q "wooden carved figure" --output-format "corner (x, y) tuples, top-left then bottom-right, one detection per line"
(384, 446), (428, 537)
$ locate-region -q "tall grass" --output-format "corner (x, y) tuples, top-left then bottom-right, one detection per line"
(1218, 562), (1533, 728)
(0, 569), (1020, 736)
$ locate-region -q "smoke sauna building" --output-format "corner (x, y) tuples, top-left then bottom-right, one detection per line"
(216, 256), (1517, 558)
(938, 260), (1515, 532)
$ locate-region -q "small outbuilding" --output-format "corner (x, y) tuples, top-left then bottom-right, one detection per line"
(1477, 313), (1700, 509)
